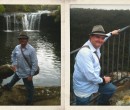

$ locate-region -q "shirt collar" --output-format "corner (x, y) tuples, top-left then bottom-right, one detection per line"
(83, 40), (101, 56)
(87, 40), (98, 53)
(20, 43), (29, 49)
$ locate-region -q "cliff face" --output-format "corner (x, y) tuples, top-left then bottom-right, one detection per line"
(0, 15), (6, 30)
(0, 85), (60, 105)
(40, 14), (60, 32)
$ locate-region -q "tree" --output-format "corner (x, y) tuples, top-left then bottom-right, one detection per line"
(0, 5), (5, 13)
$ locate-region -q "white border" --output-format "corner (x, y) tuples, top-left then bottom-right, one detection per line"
(65, 0), (130, 110)
(0, 0), (64, 110)
(1, 0), (130, 110)
(0, 0), (64, 4)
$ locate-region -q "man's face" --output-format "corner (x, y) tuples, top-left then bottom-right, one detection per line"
(90, 34), (105, 49)
(18, 38), (28, 47)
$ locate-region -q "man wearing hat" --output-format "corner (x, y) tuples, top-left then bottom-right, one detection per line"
(73, 25), (119, 105)
(3, 31), (38, 105)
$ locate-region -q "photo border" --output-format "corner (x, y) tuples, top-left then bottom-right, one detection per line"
(0, 0), (64, 110)
(65, 0), (130, 110)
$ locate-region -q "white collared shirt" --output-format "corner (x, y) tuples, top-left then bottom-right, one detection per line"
(73, 33), (111, 97)
(11, 43), (38, 78)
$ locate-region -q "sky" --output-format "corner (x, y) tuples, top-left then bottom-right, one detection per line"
(71, 4), (130, 10)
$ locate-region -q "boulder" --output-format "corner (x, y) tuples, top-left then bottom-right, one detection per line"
(0, 64), (14, 79)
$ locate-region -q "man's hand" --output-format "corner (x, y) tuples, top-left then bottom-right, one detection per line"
(103, 76), (111, 83)
(27, 76), (33, 81)
(111, 29), (120, 36)
(11, 65), (16, 72)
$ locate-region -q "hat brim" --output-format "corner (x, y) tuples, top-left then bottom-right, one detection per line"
(18, 36), (29, 39)
(90, 33), (107, 37)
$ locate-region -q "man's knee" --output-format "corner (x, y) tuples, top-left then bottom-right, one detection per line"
(99, 83), (117, 94)
(108, 83), (117, 93)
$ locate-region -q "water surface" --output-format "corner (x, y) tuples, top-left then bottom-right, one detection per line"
(0, 31), (61, 87)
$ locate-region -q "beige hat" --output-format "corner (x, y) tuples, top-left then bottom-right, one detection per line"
(18, 31), (29, 39)
(90, 25), (107, 37)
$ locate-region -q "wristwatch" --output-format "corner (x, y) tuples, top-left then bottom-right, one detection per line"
(110, 32), (113, 36)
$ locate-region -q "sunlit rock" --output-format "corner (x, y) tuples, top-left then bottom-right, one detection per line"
(0, 85), (60, 105)
(116, 95), (130, 105)
(110, 72), (130, 84)
(0, 64), (14, 79)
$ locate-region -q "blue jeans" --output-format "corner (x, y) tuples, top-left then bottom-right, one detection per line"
(98, 83), (116, 105)
(75, 95), (91, 105)
(6, 73), (34, 104)
(75, 83), (116, 105)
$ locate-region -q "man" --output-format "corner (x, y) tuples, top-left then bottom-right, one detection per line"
(3, 31), (38, 105)
(73, 25), (119, 105)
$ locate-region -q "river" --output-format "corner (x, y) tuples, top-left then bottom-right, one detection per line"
(0, 31), (61, 87)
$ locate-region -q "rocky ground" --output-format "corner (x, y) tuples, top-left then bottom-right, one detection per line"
(110, 80), (130, 105)
(0, 85), (60, 105)
(1, 79), (130, 106)
(70, 79), (130, 106)
(92, 80), (130, 105)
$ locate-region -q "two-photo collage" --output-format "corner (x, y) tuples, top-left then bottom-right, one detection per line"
(0, 0), (130, 110)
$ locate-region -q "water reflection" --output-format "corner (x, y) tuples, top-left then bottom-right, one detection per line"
(0, 31), (61, 87)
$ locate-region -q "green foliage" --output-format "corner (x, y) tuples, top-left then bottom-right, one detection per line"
(3, 5), (59, 12)
(0, 5), (5, 13)
(70, 8), (130, 76)
(70, 8), (130, 50)
(1, 5), (60, 22)
(41, 5), (59, 11)
(51, 6), (61, 22)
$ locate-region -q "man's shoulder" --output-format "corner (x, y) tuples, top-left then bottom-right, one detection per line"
(27, 44), (35, 50)
(78, 46), (91, 56)
(15, 45), (20, 49)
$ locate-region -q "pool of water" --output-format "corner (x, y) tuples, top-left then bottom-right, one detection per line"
(0, 31), (61, 87)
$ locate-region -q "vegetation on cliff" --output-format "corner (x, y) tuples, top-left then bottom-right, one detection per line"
(70, 8), (130, 74)
(70, 8), (130, 50)
(0, 5), (60, 23)
(0, 5), (59, 13)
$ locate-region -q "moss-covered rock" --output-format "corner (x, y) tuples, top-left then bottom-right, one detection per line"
(0, 64), (14, 79)
(0, 85), (60, 105)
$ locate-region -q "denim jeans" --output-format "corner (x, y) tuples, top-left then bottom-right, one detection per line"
(75, 95), (91, 105)
(6, 73), (34, 104)
(75, 83), (116, 105)
(98, 83), (116, 105)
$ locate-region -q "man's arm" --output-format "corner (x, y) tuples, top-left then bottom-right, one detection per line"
(104, 29), (120, 41)
(11, 47), (18, 72)
(76, 48), (103, 84)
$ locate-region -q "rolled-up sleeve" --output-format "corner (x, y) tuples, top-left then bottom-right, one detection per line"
(104, 32), (112, 41)
(11, 47), (17, 66)
(76, 48), (103, 84)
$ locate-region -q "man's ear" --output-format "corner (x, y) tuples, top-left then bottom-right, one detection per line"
(89, 35), (93, 39)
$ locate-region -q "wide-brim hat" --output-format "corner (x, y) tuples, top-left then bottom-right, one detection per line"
(89, 25), (107, 37)
(18, 31), (29, 39)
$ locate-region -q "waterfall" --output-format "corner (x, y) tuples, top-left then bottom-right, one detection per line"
(14, 14), (15, 31)
(5, 15), (11, 32)
(27, 13), (39, 31)
(4, 10), (51, 32)
(13, 13), (19, 31)
(22, 14), (29, 30)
